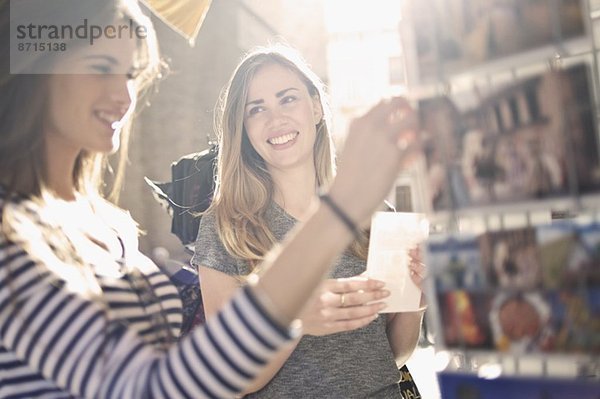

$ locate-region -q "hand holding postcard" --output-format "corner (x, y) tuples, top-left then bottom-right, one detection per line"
(366, 212), (429, 312)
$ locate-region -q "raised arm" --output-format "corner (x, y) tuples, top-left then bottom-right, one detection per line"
(0, 230), (295, 398)
(0, 97), (417, 399)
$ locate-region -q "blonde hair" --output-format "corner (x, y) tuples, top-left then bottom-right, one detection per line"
(209, 44), (367, 269)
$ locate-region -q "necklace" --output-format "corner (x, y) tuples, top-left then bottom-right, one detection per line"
(52, 196), (177, 350)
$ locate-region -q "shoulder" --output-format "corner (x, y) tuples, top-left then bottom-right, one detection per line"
(0, 188), (47, 246)
(0, 186), (36, 216)
(0, 191), (59, 288)
(192, 209), (248, 274)
(195, 209), (222, 247)
(198, 208), (217, 229)
(193, 210), (221, 254)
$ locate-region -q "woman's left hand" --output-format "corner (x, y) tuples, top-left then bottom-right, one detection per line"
(299, 277), (389, 336)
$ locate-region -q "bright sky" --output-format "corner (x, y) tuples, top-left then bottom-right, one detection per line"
(324, 0), (403, 34)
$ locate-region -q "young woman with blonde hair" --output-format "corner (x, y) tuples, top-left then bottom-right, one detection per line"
(194, 45), (426, 398)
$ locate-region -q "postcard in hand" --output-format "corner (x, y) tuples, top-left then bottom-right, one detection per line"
(366, 212), (429, 312)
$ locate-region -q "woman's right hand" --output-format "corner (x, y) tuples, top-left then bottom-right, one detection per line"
(329, 97), (419, 226)
(299, 277), (389, 336)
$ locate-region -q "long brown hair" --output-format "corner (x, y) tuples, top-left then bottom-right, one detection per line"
(0, 0), (162, 201)
(209, 44), (368, 269)
(0, 0), (163, 292)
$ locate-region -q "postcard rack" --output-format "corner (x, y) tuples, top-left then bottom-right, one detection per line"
(400, 0), (600, 395)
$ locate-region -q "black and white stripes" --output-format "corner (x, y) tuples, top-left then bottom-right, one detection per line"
(0, 194), (294, 398)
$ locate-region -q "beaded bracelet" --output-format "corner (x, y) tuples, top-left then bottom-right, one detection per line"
(319, 193), (361, 238)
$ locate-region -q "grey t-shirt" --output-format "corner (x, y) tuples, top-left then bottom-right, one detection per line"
(192, 203), (402, 398)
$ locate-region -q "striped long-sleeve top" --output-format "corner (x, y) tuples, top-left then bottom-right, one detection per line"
(0, 191), (295, 398)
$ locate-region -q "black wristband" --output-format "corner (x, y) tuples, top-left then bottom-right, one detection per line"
(319, 193), (361, 237)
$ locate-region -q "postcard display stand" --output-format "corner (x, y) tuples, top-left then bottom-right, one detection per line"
(401, 0), (600, 397)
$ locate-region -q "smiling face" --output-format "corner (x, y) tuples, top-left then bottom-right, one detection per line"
(44, 33), (141, 157)
(243, 62), (323, 174)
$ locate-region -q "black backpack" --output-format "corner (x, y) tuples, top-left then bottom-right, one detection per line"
(145, 144), (218, 253)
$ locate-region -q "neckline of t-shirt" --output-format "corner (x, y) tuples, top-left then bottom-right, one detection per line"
(271, 201), (297, 223)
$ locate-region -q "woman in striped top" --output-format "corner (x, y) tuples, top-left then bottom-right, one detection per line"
(0, 0), (419, 398)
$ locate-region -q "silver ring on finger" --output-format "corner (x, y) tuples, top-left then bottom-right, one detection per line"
(340, 293), (346, 307)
